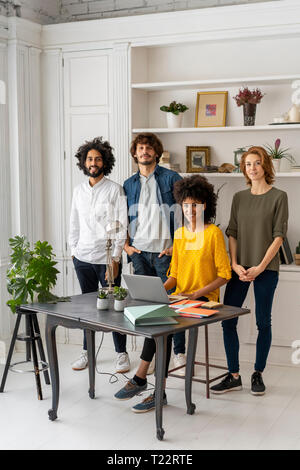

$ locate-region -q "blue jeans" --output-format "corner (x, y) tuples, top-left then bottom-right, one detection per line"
(73, 257), (126, 353)
(130, 251), (185, 355)
(222, 269), (279, 373)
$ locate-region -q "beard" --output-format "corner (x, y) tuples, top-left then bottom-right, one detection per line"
(138, 155), (157, 166)
(85, 166), (104, 178)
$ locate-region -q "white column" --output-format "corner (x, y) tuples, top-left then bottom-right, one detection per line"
(110, 42), (132, 185)
(8, 40), (43, 242)
(0, 41), (12, 362)
(41, 49), (66, 295)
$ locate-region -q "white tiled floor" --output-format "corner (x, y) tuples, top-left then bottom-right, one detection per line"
(1, 343), (300, 450)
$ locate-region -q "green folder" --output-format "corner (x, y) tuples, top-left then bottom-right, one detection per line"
(124, 304), (179, 326)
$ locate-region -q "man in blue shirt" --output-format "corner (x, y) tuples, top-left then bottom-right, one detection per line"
(121, 134), (186, 410)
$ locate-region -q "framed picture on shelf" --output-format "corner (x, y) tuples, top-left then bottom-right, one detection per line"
(186, 146), (211, 173)
(195, 91), (228, 127)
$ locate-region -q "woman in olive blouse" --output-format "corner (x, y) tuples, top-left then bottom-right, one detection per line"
(211, 146), (288, 396)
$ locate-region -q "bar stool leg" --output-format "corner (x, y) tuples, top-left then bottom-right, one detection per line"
(28, 314), (43, 400)
(0, 311), (22, 393)
(205, 325), (210, 399)
(25, 315), (31, 362)
(32, 313), (50, 385)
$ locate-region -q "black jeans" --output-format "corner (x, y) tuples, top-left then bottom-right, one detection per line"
(222, 269), (278, 373)
(73, 257), (127, 353)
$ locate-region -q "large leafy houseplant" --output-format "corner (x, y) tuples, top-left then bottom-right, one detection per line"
(6, 235), (69, 313)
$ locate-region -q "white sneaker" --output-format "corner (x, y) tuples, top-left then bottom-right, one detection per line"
(173, 353), (186, 376)
(115, 352), (130, 373)
(71, 351), (88, 371)
(147, 357), (155, 375)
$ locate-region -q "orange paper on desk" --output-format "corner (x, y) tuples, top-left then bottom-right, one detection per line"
(169, 300), (205, 309)
(178, 307), (218, 317)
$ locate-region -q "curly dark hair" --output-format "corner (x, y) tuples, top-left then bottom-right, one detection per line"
(173, 175), (217, 224)
(130, 133), (164, 164)
(75, 136), (115, 176)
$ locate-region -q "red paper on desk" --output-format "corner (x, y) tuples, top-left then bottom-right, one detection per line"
(178, 307), (218, 318)
(169, 300), (206, 309)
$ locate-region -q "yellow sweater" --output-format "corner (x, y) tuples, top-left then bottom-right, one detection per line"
(169, 224), (232, 301)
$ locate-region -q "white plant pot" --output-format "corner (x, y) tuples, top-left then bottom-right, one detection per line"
(272, 159), (281, 172)
(166, 112), (183, 128)
(97, 298), (109, 310)
(114, 299), (127, 312)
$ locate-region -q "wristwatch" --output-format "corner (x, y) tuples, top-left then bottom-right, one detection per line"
(112, 256), (121, 263)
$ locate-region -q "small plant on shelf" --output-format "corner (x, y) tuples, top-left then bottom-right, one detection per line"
(264, 138), (295, 163)
(160, 101), (189, 115)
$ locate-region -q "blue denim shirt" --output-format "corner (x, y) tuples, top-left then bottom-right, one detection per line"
(123, 165), (182, 245)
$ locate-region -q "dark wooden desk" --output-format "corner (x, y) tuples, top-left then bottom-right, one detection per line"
(21, 293), (250, 440)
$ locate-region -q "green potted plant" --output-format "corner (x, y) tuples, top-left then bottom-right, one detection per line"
(264, 138), (295, 172)
(233, 87), (265, 126)
(295, 242), (300, 266)
(160, 101), (189, 128)
(113, 286), (128, 311)
(6, 235), (69, 313)
(97, 288), (109, 310)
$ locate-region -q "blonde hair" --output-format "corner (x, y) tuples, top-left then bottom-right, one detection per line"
(240, 146), (275, 186)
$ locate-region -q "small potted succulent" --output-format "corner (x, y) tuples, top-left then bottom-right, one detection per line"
(233, 87), (265, 126)
(113, 286), (128, 311)
(97, 289), (109, 310)
(160, 101), (189, 128)
(264, 138), (295, 172)
(295, 242), (300, 266)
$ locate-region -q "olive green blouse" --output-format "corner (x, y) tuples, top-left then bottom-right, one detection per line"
(226, 187), (288, 272)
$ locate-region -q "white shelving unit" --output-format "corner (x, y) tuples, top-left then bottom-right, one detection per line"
(179, 172), (300, 178)
(132, 124), (300, 134)
(132, 74), (300, 91)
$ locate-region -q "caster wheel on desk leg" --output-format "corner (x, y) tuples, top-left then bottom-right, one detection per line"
(48, 409), (57, 421)
(89, 390), (95, 399)
(187, 403), (196, 415)
(157, 428), (165, 441)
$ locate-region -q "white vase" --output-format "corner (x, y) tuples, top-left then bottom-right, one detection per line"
(97, 298), (109, 310)
(166, 112), (183, 128)
(114, 299), (127, 312)
(272, 159), (281, 172)
(287, 104), (300, 122)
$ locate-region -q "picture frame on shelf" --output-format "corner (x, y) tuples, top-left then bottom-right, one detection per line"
(186, 146), (211, 173)
(195, 91), (228, 127)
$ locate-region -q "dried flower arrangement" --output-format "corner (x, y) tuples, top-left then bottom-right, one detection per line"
(233, 87), (265, 106)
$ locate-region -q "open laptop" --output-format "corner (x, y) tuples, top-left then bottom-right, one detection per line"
(122, 274), (187, 304)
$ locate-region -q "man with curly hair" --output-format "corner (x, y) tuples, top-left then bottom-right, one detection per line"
(68, 137), (129, 373)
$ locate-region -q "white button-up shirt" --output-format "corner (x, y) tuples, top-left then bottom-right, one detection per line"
(68, 177), (128, 265)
